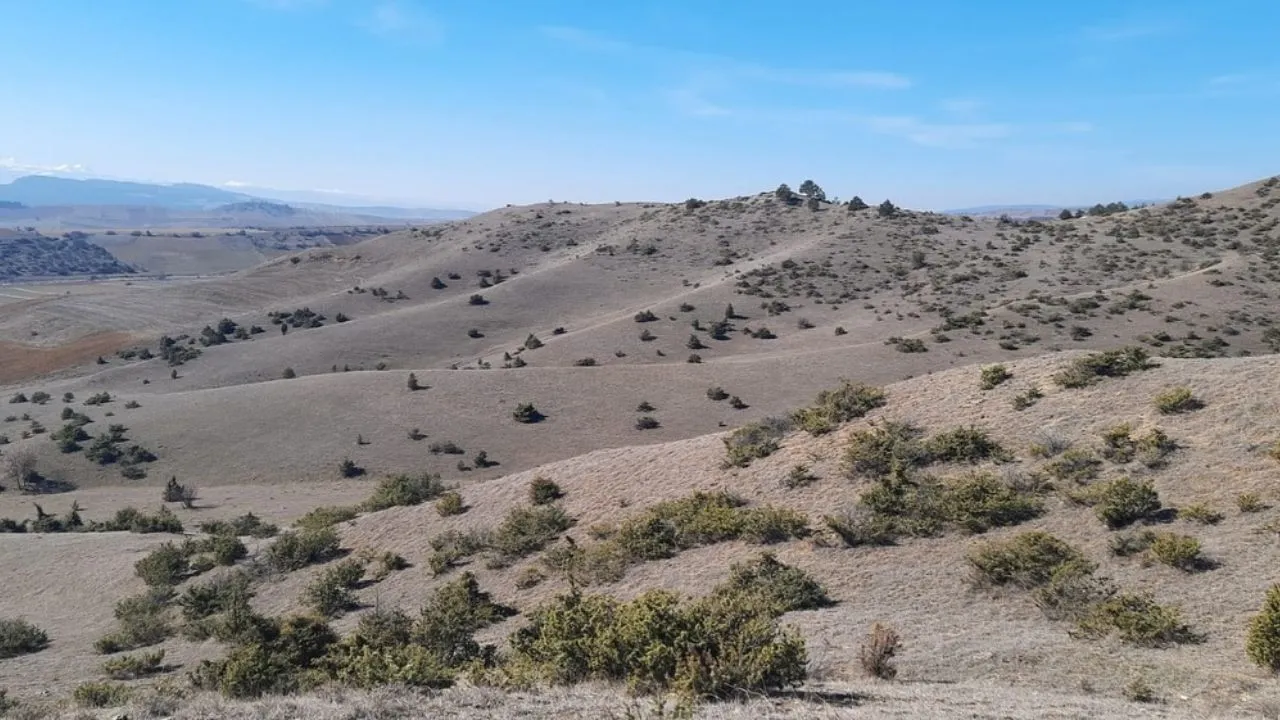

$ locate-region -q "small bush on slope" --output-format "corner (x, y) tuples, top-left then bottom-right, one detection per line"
(304, 559), (366, 618)
(790, 381), (887, 435)
(508, 587), (806, 699)
(96, 589), (173, 654)
(0, 618), (49, 658)
(528, 477), (563, 505)
(979, 365), (1012, 390)
(487, 505), (575, 567)
(263, 528), (342, 573)
(724, 416), (793, 467)
(1091, 477), (1163, 529)
(1247, 584), (1280, 672)
(102, 649), (166, 679)
(967, 531), (1088, 589)
(1054, 347), (1156, 388)
(544, 493), (809, 586)
(1154, 386), (1203, 414)
(713, 552), (831, 612)
(362, 473), (448, 512)
(198, 513), (278, 538)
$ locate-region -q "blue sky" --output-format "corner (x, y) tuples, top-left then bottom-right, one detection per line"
(1, 0), (1277, 210)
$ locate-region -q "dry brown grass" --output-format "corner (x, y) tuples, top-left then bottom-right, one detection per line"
(4, 178), (1280, 716)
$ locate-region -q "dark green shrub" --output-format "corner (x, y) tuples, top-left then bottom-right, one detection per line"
(979, 365), (1012, 390)
(0, 618), (49, 658)
(714, 552), (830, 612)
(263, 528), (342, 573)
(96, 589), (173, 653)
(179, 573), (253, 622)
(823, 508), (897, 547)
(198, 513), (278, 538)
(488, 505), (574, 566)
(93, 506), (183, 534)
(790, 381), (887, 435)
(1178, 503), (1223, 525)
(102, 649), (166, 679)
(706, 386), (729, 401)
(1043, 448), (1101, 483)
(1147, 532), (1205, 571)
(528, 477), (563, 505)
(842, 422), (927, 479)
(338, 457), (365, 478)
(1094, 477), (1162, 529)
(135, 543), (189, 587)
(635, 415), (660, 430)
(1054, 347), (1155, 388)
(968, 531), (1088, 589)
(783, 464), (818, 489)
(510, 587), (806, 699)
(925, 426), (1012, 464)
(73, 682), (132, 708)
(611, 492), (807, 562)
(435, 491), (465, 516)
(296, 506), (359, 531)
(1247, 585), (1280, 672)
(1154, 387), (1203, 414)
(363, 472), (447, 511)
(1076, 593), (1200, 647)
(191, 615), (338, 699)
(513, 402), (544, 423)
(304, 559), (366, 618)
(413, 572), (515, 666)
(723, 416), (792, 467)
(939, 472), (1043, 533)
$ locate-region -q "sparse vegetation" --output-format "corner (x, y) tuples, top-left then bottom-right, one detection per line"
(791, 381), (886, 435)
(1054, 347), (1155, 388)
(859, 623), (901, 680)
(724, 416), (792, 467)
(979, 365), (1012, 390)
(0, 618), (49, 658)
(1153, 386), (1203, 414)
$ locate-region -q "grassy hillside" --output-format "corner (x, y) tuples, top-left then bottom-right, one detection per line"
(2, 176), (1280, 718)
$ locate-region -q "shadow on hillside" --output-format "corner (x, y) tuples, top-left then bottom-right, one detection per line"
(19, 472), (77, 495)
(771, 688), (869, 708)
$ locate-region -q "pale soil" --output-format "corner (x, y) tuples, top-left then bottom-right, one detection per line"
(3, 177), (1280, 716)
(15, 681), (1254, 720)
(4, 354), (1280, 715)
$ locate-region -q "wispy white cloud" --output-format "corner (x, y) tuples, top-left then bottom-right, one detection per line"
(361, 1), (443, 44)
(1208, 73), (1249, 86)
(665, 87), (732, 118)
(1081, 18), (1177, 42)
(540, 25), (631, 54)
(222, 180), (253, 188)
(862, 116), (1013, 149)
(538, 25), (911, 90)
(0, 157), (91, 175)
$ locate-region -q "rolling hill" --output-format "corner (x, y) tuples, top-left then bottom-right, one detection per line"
(1, 174), (1280, 717)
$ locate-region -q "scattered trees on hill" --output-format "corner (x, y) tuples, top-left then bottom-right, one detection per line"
(798, 179), (826, 201)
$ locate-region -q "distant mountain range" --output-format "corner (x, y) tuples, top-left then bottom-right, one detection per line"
(943, 200), (1167, 219)
(0, 175), (476, 229)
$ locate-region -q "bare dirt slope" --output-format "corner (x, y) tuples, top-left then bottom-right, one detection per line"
(4, 176), (1280, 718)
(2, 176), (1279, 491)
(4, 351), (1280, 717)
